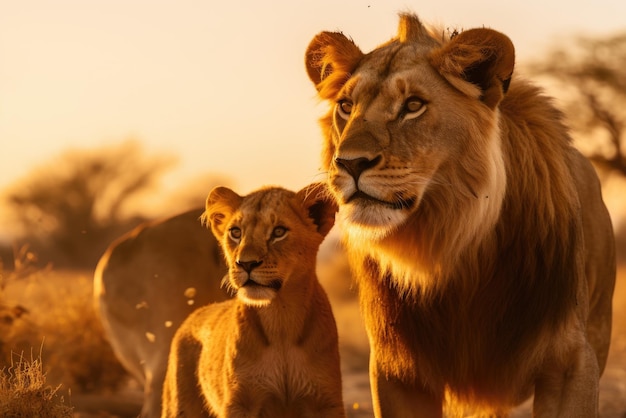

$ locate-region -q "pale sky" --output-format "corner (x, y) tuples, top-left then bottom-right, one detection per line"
(1, 0), (625, 232)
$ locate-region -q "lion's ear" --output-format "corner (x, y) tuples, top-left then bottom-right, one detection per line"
(305, 31), (363, 100)
(429, 28), (515, 109)
(203, 186), (242, 239)
(296, 182), (338, 238)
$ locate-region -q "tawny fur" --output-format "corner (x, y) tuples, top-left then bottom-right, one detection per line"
(305, 12), (615, 417)
(161, 183), (345, 418)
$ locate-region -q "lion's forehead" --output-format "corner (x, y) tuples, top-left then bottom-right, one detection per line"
(351, 57), (446, 118)
(239, 188), (294, 210)
(238, 207), (286, 229)
(359, 40), (433, 73)
(234, 198), (304, 235)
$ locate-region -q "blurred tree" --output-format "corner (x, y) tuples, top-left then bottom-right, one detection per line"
(530, 32), (626, 176)
(530, 33), (626, 262)
(4, 140), (176, 268)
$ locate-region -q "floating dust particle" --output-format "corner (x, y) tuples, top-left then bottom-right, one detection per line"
(187, 300), (195, 306)
(352, 403), (360, 410)
(164, 321), (173, 328)
(184, 287), (197, 298)
(145, 332), (156, 342)
(136, 301), (149, 309)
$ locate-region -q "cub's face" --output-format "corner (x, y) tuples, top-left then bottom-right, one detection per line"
(204, 184), (336, 307)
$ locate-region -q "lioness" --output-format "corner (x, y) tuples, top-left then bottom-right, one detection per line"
(162, 183), (345, 418)
(305, 13), (616, 417)
(94, 209), (229, 417)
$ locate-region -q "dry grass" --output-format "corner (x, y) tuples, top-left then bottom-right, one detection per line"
(0, 257), (129, 397)
(0, 246), (45, 371)
(0, 352), (73, 418)
(38, 281), (129, 393)
(0, 259), (131, 416)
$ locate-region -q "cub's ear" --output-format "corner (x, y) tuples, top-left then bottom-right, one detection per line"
(202, 186), (243, 240)
(305, 31), (363, 100)
(429, 28), (515, 109)
(296, 182), (338, 238)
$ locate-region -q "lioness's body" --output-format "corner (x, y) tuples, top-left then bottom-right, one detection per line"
(94, 209), (229, 417)
(162, 184), (345, 418)
(305, 13), (615, 417)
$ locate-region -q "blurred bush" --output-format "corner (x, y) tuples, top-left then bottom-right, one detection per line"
(3, 140), (174, 269)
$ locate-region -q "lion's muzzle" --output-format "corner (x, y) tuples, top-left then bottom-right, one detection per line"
(335, 155), (381, 182)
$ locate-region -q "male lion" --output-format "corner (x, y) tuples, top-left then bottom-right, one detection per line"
(162, 183), (345, 418)
(94, 209), (230, 417)
(305, 13), (616, 417)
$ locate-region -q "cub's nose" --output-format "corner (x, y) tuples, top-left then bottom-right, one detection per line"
(335, 155), (381, 181)
(236, 260), (263, 274)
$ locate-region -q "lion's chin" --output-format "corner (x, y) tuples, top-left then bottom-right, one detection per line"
(236, 279), (281, 307)
(237, 287), (277, 307)
(338, 202), (408, 241)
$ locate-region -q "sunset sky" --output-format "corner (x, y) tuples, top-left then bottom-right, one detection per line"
(1, 0), (625, 238)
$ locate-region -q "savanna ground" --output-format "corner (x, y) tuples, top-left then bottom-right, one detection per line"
(0, 244), (624, 417)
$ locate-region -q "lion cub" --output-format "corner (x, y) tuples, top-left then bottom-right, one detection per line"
(162, 183), (345, 418)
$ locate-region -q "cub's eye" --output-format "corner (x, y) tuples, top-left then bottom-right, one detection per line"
(271, 226), (289, 242)
(403, 97), (427, 120)
(228, 227), (242, 243)
(336, 99), (353, 120)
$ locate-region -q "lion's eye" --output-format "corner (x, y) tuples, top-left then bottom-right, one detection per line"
(336, 99), (353, 120)
(271, 226), (289, 242)
(403, 97), (427, 120)
(228, 227), (242, 243)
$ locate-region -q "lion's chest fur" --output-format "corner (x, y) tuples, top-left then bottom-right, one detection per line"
(195, 288), (342, 415)
(356, 247), (575, 405)
(228, 325), (317, 399)
(243, 342), (319, 402)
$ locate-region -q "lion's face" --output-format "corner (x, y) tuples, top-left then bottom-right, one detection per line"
(204, 183), (337, 307)
(306, 17), (514, 247)
(327, 53), (499, 239)
(220, 211), (292, 307)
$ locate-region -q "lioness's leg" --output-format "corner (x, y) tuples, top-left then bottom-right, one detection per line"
(370, 354), (442, 418)
(143, 354), (168, 418)
(533, 340), (599, 417)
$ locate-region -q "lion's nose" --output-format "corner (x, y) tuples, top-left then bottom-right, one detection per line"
(236, 259), (263, 273)
(335, 155), (381, 181)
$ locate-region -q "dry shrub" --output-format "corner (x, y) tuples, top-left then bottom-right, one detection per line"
(0, 352), (73, 418)
(0, 246), (43, 370)
(0, 267), (129, 395)
(0, 305), (38, 371)
(26, 273), (129, 393)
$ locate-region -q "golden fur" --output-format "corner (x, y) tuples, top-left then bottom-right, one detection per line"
(305, 13), (616, 417)
(94, 209), (229, 417)
(161, 183), (345, 418)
